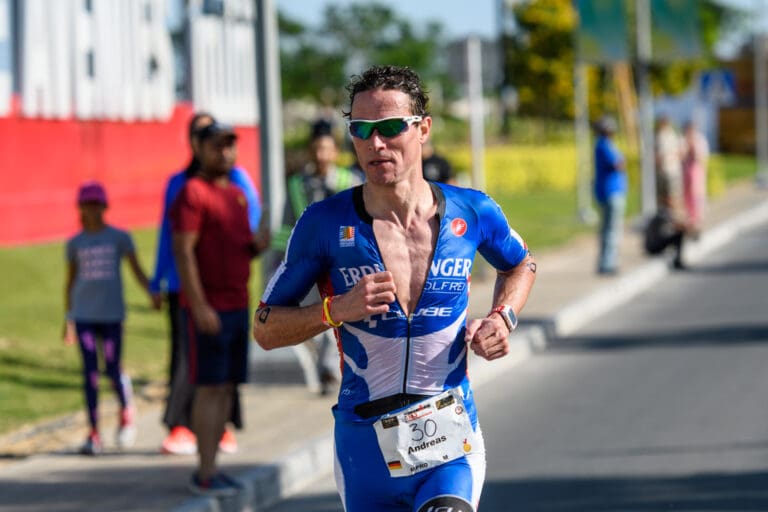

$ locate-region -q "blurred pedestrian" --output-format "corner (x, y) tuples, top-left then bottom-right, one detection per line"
(643, 203), (687, 268)
(655, 115), (684, 212)
(253, 64), (536, 512)
(171, 121), (269, 496)
(653, 116), (688, 269)
(63, 181), (160, 455)
(422, 139), (457, 184)
(151, 112), (262, 455)
(681, 120), (709, 237)
(592, 115), (627, 275)
(272, 118), (362, 396)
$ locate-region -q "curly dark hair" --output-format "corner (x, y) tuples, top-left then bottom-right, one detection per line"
(343, 65), (429, 119)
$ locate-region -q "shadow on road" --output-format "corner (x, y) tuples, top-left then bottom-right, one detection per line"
(689, 259), (768, 275)
(262, 469), (768, 512)
(265, 493), (343, 512)
(549, 323), (768, 352)
(482, 470), (768, 511)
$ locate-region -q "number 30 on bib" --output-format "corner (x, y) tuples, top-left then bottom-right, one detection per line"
(373, 387), (474, 477)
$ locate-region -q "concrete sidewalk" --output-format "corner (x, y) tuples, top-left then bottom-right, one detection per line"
(0, 181), (766, 512)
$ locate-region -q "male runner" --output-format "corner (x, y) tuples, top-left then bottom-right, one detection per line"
(253, 65), (536, 511)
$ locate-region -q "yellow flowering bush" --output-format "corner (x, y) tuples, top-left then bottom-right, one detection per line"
(444, 144), (579, 194)
(340, 141), (734, 201)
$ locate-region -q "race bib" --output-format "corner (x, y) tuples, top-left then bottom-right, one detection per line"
(373, 387), (474, 478)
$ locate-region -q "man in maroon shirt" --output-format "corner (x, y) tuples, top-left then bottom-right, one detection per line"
(171, 121), (269, 496)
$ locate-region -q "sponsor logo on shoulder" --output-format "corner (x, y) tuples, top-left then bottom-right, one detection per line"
(451, 217), (468, 236)
(339, 226), (355, 247)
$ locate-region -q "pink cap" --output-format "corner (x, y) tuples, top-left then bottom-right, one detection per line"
(77, 181), (108, 205)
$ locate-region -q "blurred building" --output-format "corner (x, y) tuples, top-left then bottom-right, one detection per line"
(445, 37), (503, 97)
(718, 43), (762, 154)
(0, 0), (262, 245)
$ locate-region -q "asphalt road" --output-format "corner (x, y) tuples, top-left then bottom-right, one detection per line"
(267, 222), (768, 511)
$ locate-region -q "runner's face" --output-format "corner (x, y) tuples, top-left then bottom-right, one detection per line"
(350, 89), (429, 186)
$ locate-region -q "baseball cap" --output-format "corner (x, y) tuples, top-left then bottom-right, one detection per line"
(77, 181), (108, 205)
(195, 121), (238, 142)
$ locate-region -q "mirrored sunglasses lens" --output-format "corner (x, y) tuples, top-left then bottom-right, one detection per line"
(376, 118), (408, 137)
(350, 121), (375, 140)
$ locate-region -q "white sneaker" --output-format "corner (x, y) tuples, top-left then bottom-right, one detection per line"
(116, 406), (136, 448)
(116, 424), (136, 448)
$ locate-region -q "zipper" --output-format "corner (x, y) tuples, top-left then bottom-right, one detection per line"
(364, 182), (444, 396)
(402, 315), (412, 393)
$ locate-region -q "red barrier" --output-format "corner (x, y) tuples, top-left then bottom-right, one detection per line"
(0, 100), (261, 246)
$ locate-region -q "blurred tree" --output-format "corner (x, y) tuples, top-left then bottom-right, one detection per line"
(278, 11), (347, 105)
(278, 3), (455, 111)
(503, 0), (746, 120)
(505, 0), (578, 119)
(634, 0), (747, 96)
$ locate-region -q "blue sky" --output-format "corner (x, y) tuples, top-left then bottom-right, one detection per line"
(275, 0), (499, 40)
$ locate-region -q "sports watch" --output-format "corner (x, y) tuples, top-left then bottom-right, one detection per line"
(489, 305), (518, 332)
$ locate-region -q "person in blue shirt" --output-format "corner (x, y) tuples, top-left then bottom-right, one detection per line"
(592, 115), (627, 275)
(150, 111), (263, 455)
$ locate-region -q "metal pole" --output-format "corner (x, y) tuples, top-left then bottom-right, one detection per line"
(467, 36), (486, 191)
(255, 0), (285, 279)
(254, 0), (317, 388)
(754, 32), (768, 187)
(574, 61), (596, 224)
(636, 0), (656, 218)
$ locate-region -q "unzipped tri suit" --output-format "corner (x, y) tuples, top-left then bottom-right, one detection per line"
(260, 182), (529, 511)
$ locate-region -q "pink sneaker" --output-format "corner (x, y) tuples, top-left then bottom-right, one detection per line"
(218, 428), (238, 454)
(161, 426), (197, 455)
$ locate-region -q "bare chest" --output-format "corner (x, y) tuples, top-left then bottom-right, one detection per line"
(372, 217), (438, 316)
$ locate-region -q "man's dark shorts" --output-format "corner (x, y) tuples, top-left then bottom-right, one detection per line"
(181, 308), (249, 385)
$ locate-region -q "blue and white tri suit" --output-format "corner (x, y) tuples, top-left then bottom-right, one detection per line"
(260, 183), (528, 511)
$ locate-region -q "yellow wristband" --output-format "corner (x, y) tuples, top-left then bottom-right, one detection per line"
(322, 296), (343, 328)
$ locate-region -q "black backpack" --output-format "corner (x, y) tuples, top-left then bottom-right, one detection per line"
(644, 209), (677, 255)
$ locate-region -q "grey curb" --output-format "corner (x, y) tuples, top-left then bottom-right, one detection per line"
(171, 435), (334, 512)
(172, 199), (768, 512)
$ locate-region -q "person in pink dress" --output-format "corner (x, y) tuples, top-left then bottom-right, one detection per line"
(681, 120), (709, 237)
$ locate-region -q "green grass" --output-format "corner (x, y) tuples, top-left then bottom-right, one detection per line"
(0, 231), (161, 433)
(0, 151), (758, 435)
(0, 229), (264, 434)
(495, 189), (595, 250)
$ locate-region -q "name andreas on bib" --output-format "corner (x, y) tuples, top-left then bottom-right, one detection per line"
(373, 388), (474, 478)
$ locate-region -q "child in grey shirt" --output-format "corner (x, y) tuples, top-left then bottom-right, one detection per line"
(64, 181), (159, 454)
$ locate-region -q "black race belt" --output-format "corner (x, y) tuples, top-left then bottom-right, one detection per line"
(353, 393), (430, 419)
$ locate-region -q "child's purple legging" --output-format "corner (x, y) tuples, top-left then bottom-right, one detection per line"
(75, 322), (133, 431)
